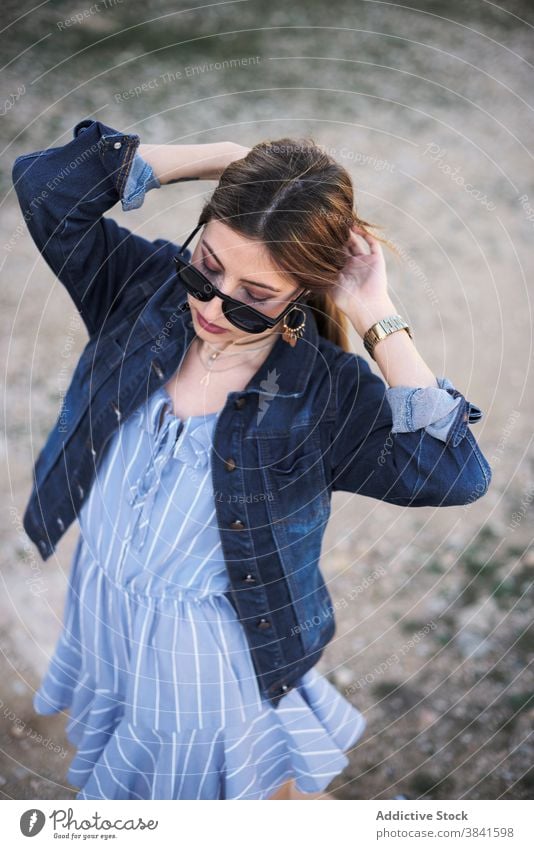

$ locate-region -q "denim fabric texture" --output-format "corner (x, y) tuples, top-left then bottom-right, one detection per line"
(11, 119), (492, 706)
(122, 151), (161, 210)
(386, 378), (467, 442)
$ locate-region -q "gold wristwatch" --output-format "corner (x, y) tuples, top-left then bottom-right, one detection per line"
(363, 314), (413, 360)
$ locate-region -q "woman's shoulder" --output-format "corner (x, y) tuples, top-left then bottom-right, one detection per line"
(316, 333), (369, 377)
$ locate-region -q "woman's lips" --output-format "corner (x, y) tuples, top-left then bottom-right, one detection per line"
(194, 308), (228, 333)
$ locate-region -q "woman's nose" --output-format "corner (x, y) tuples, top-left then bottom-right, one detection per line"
(202, 293), (227, 323)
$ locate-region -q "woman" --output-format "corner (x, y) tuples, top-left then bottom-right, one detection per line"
(12, 119), (491, 801)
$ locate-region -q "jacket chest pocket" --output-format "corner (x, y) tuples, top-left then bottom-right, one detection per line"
(258, 434), (331, 536)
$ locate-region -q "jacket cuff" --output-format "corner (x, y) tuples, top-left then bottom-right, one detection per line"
(72, 117), (143, 203)
(121, 151), (161, 211)
(386, 376), (483, 444)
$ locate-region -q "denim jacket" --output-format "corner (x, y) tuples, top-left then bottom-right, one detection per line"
(11, 118), (492, 707)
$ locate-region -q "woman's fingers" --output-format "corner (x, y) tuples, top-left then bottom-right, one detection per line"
(351, 225), (381, 255)
(347, 229), (371, 256)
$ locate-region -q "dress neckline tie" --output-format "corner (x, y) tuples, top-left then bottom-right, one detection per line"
(127, 388), (217, 552)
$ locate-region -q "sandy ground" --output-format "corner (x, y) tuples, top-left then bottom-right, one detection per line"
(1, 0), (533, 800)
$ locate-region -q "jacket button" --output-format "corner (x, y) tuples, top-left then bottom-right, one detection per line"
(110, 401), (121, 421)
(224, 457), (237, 472)
(234, 397), (246, 409)
(38, 540), (48, 555)
(90, 446), (97, 458)
(56, 517), (65, 532)
(270, 683), (292, 700)
(257, 618), (271, 630)
(77, 483), (84, 499)
(230, 519), (245, 530)
(113, 141), (122, 149)
(243, 573), (256, 583)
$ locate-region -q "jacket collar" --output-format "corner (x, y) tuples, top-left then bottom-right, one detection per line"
(156, 286), (319, 399)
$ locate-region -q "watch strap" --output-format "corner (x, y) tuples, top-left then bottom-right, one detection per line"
(363, 314), (413, 360)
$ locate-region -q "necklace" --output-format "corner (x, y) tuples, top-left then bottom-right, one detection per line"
(195, 334), (277, 386)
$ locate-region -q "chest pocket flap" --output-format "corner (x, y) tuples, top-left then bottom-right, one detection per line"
(258, 429), (330, 532)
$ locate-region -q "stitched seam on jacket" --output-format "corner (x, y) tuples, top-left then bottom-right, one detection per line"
(464, 428), (491, 490)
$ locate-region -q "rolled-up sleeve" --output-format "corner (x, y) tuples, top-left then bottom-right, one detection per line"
(385, 376), (483, 443)
(328, 353), (492, 507)
(121, 152), (161, 211)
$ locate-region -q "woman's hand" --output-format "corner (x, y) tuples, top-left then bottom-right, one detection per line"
(331, 225), (397, 337)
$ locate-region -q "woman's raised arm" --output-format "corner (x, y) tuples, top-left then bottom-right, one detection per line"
(11, 119), (248, 340)
(137, 141), (250, 184)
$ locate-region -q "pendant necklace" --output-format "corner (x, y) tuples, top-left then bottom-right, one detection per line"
(196, 334), (276, 387)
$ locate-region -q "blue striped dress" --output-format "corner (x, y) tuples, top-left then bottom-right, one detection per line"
(33, 383), (367, 800)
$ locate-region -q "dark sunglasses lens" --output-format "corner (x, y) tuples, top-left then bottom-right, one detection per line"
(175, 255), (274, 333)
(176, 263), (214, 301)
(222, 300), (270, 333)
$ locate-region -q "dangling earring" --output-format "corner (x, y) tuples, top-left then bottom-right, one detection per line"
(281, 306), (306, 347)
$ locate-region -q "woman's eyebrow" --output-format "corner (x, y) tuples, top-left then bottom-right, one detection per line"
(202, 239), (287, 294)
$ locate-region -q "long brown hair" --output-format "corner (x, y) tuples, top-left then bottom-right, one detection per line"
(197, 136), (395, 352)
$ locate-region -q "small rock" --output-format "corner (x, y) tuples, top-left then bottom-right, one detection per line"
(332, 666), (354, 688)
(418, 708), (439, 729)
(12, 765), (29, 779)
(417, 740), (435, 754)
(455, 630), (493, 658)
(454, 597), (502, 658)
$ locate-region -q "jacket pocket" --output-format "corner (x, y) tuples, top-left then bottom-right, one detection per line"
(259, 439), (331, 532)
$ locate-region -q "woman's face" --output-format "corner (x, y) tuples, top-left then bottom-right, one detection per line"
(188, 219), (303, 344)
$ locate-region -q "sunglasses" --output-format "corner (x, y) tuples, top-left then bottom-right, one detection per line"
(173, 223), (311, 334)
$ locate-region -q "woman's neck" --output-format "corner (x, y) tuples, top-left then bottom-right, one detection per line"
(197, 328), (279, 359)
